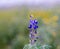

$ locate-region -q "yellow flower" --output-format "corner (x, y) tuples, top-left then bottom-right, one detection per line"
(42, 18), (51, 24)
(51, 16), (58, 21)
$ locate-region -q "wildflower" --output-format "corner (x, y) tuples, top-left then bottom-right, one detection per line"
(51, 16), (58, 21)
(28, 15), (38, 45)
(42, 18), (51, 25)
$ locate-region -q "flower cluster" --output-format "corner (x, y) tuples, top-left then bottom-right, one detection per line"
(28, 15), (38, 45)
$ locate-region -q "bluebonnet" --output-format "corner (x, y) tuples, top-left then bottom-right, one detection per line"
(28, 15), (38, 45)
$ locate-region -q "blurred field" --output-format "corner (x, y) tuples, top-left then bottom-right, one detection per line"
(0, 5), (60, 49)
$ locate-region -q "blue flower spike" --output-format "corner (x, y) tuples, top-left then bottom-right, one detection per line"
(28, 15), (38, 45)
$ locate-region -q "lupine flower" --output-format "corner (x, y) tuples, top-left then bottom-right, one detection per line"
(28, 15), (38, 45)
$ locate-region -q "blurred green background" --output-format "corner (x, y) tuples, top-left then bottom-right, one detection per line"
(0, 4), (60, 49)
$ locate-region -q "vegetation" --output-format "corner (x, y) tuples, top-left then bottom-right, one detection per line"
(0, 6), (60, 49)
